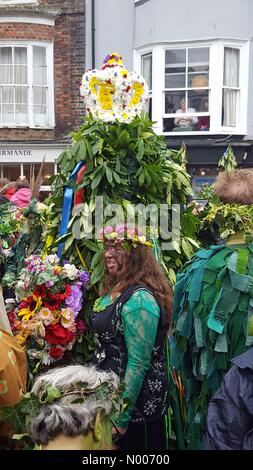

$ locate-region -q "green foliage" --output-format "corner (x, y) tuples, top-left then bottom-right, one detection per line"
(204, 203), (253, 241)
(44, 115), (200, 337)
(218, 145), (237, 172)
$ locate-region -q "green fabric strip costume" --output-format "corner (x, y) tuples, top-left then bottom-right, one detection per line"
(98, 290), (160, 427)
(171, 243), (253, 449)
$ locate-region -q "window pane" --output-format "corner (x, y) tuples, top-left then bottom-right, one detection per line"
(0, 47), (13, 84)
(165, 73), (185, 88)
(165, 49), (186, 88)
(15, 86), (28, 122)
(15, 86), (28, 104)
(224, 48), (239, 87)
(33, 46), (47, 86)
(3, 103), (14, 122)
(222, 89), (237, 126)
(188, 91), (209, 111)
(165, 91), (185, 114)
(14, 47), (27, 84)
(188, 48), (209, 88)
(2, 86), (14, 103)
(33, 87), (47, 105)
(2, 164), (21, 181)
(188, 47), (209, 65)
(141, 53), (152, 90)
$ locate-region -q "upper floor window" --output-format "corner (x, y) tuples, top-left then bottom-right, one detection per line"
(0, 43), (54, 128)
(135, 40), (249, 135)
(164, 47), (210, 132)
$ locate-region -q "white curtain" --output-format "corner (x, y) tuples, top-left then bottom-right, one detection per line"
(14, 47), (28, 124)
(0, 47), (28, 124)
(33, 46), (47, 125)
(223, 48), (239, 127)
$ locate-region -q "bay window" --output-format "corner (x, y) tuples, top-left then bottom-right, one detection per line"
(0, 42), (54, 128)
(135, 40), (249, 135)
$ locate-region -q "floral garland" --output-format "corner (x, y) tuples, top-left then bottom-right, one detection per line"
(7, 254), (89, 369)
(98, 224), (157, 248)
(80, 52), (149, 123)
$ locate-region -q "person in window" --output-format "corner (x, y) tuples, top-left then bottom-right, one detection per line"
(196, 98), (210, 131)
(172, 98), (198, 131)
(203, 347), (253, 450)
(90, 225), (173, 450)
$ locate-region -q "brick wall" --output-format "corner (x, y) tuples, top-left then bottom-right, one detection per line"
(0, 0), (86, 141)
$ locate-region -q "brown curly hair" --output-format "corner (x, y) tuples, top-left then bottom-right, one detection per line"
(101, 244), (173, 326)
(214, 169), (253, 204)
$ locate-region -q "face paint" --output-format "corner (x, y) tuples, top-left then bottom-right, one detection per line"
(104, 245), (127, 275)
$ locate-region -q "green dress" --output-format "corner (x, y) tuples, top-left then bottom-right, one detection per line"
(171, 242), (253, 449)
(97, 289), (160, 427)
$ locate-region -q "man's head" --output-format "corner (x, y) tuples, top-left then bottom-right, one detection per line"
(29, 365), (119, 450)
(214, 169), (253, 205)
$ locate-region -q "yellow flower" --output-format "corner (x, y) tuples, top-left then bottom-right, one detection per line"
(18, 296), (42, 321)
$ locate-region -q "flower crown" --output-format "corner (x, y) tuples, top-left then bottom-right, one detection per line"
(80, 52), (148, 123)
(98, 225), (157, 248)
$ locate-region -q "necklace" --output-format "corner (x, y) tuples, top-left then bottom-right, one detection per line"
(93, 297), (107, 313)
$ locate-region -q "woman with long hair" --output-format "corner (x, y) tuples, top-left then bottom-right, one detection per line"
(90, 225), (173, 450)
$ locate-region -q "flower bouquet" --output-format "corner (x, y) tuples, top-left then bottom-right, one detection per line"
(8, 254), (89, 370)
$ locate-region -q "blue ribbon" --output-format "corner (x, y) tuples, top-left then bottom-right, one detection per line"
(58, 160), (86, 258)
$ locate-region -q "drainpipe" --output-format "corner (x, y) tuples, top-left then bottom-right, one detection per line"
(91, 0), (95, 68)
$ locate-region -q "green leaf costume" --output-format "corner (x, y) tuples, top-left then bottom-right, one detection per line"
(171, 242), (253, 449)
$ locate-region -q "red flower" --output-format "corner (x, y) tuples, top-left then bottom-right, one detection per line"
(48, 284), (71, 301)
(45, 324), (74, 345)
(49, 346), (64, 359)
(34, 285), (47, 298)
(76, 319), (88, 334)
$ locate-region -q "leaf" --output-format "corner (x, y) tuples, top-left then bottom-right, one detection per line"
(64, 234), (75, 251)
(44, 386), (61, 404)
(12, 433), (29, 441)
(105, 166), (113, 184)
(112, 170), (121, 184)
(91, 168), (104, 189)
(181, 238), (192, 259)
(82, 239), (98, 251)
(187, 237), (200, 248)
(139, 171), (145, 186)
(136, 140), (144, 161)
(90, 250), (103, 270)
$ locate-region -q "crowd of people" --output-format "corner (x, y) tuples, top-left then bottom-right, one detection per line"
(0, 168), (253, 451)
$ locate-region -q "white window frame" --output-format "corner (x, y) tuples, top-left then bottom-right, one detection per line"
(0, 40), (54, 129)
(134, 39), (249, 136)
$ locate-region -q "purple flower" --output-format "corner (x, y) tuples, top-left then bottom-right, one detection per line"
(78, 271), (90, 284)
(65, 284), (83, 317)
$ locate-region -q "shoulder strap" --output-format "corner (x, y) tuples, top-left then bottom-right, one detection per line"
(117, 284), (155, 307)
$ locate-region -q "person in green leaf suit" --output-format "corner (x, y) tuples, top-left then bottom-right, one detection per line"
(91, 225), (173, 450)
(171, 168), (253, 449)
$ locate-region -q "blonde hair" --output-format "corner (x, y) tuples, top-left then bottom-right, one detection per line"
(214, 169), (253, 205)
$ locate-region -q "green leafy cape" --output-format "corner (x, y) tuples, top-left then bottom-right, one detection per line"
(171, 243), (253, 449)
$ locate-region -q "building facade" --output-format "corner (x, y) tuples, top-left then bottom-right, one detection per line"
(0, 0), (85, 190)
(88, 0), (253, 184)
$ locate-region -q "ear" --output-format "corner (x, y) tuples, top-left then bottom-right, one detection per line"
(93, 409), (105, 442)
